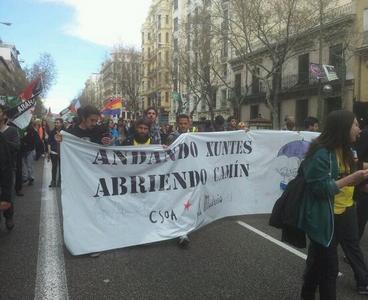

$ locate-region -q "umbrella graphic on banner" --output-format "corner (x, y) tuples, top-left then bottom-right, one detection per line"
(276, 140), (310, 190)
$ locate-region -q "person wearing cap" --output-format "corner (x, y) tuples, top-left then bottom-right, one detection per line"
(122, 118), (152, 146)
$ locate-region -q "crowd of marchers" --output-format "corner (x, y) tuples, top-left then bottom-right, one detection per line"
(4, 102), (368, 298)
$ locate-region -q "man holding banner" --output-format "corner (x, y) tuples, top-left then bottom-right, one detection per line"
(166, 114), (191, 247)
(60, 105), (111, 145)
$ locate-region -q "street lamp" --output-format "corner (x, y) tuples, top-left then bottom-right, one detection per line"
(0, 22), (12, 26)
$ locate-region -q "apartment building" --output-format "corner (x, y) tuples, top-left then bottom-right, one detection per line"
(170, 0), (232, 124)
(228, 0), (368, 128)
(82, 73), (103, 108)
(0, 43), (26, 96)
(141, 0), (172, 123)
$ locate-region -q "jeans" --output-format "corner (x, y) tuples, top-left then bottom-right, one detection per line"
(50, 154), (60, 184)
(22, 150), (35, 181)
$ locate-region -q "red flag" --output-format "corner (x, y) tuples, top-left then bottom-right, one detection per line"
(18, 77), (42, 101)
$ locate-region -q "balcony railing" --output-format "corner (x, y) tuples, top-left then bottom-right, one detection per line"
(281, 73), (318, 90)
(324, 3), (354, 22)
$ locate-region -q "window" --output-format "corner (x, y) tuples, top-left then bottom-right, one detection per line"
(166, 32), (169, 43)
(295, 99), (309, 129)
(165, 51), (169, 64)
(298, 53), (309, 84)
(221, 89), (227, 107)
(234, 73), (241, 97)
(148, 33), (151, 41)
(158, 15), (161, 29)
(173, 38), (178, 51)
(142, 32), (144, 44)
(174, 0), (178, 10)
(158, 52), (162, 67)
(165, 92), (169, 102)
(364, 9), (368, 31)
(166, 15), (169, 25)
(222, 40), (228, 58)
(329, 44), (343, 79)
(251, 68), (260, 94)
(201, 98), (206, 110)
(250, 105), (259, 119)
(158, 33), (161, 43)
(174, 17), (179, 31)
(223, 65), (227, 80)
(212, 89), (217, 109)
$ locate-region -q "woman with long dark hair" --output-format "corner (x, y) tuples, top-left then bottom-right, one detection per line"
(299, 110), (368, 299)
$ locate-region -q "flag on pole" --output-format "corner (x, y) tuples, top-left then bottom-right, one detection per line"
(69, 98), (81, 113)
(322, 65), (339, 81)
(309, 63), (325, 80)
(101, 97), (122, 116)
(18, 77), (42, 101)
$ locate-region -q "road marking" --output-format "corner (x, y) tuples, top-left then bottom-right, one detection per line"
(236, 220), (307, 260)
(35, 161), (69, 299)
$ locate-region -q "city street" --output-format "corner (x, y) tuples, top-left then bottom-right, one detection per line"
(0, 160), (367, 299)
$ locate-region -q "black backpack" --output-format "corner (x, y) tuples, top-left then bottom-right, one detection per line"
(269, 162), (306, 248)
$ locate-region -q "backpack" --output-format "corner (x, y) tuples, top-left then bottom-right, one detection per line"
(269, 162), (306, 248)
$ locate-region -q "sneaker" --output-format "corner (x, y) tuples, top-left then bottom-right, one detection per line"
(5, 218), (14, 231)
(358, 286), (368, 295)
(178, 235), (190, 248)
(90, 252), (102, 258)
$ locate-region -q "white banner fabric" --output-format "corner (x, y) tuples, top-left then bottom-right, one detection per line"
(10, 98), (36, 129)
(60, 130), (318, 255)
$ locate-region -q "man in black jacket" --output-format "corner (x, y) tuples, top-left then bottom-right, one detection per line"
(0, 105), (20, 229)
(47, 118), (64, 187)
(122, 118), (152, 146)
(0, 132), (12, 217)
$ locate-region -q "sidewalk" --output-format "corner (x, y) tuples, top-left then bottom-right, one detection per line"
(0, 159), (44, 298)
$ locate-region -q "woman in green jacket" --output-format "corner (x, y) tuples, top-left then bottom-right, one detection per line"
(299, 110), (368, 299)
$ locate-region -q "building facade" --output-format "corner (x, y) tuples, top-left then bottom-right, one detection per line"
(228, 0), (368, 129)
(169, 0), (232, 124)
(0, 43), (26, 96)
(82, 73), (103, 108)
(141, 0), (172, 123)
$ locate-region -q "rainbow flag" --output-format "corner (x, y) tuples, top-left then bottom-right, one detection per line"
(101, 97), (122, 116)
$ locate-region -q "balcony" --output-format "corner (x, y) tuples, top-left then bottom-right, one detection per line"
(281, 73), (318, 90)
(324, 3), (354, 22)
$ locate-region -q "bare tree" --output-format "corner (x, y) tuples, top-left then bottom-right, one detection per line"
(112, 46), (141, 118)
(25, 52), (57, 98)
(212, 0), (318, 128)
(174, 0), (233, 123)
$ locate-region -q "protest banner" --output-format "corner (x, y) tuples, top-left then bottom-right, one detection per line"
(60, 130), (318, 255)
(10, 98), (37, 129)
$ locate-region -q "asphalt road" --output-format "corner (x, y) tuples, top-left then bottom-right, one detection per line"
(1, 160), (368, 299)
